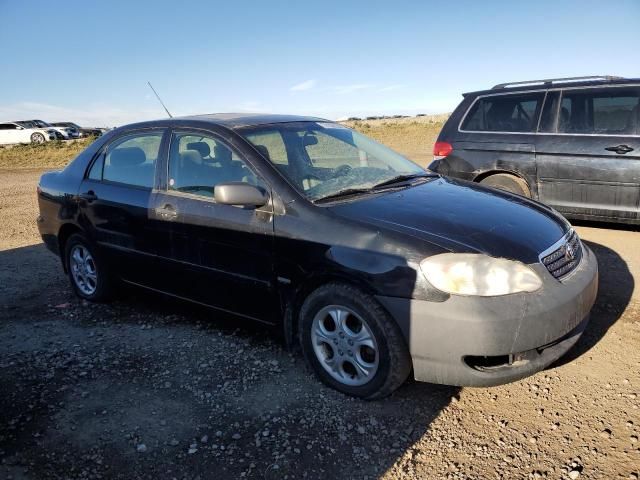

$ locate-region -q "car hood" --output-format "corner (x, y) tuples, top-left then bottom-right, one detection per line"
(327, 176), (570, 264)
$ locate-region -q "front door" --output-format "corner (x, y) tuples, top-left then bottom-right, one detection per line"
(150, 130), (278, 324)
(536, 86), (640, 222)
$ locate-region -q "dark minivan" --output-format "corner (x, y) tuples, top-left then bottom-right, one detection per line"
(430, 76), (640, 225)
(37, 114), (597, 399)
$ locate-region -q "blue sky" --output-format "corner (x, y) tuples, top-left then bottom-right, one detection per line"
(0, 0), (638, 126)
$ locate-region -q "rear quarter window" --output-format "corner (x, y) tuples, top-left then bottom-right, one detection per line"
(461, 92), (545, 133)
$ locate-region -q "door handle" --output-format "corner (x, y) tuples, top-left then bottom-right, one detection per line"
(78, 191), (97, 203)
(155, 203), (178, 219)
(605, 144), (634, 154)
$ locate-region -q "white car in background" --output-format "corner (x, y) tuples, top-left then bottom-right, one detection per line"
(0, 121), (57, 145)
(29, 119), (79, 139)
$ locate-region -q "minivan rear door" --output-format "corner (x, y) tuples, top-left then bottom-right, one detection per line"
(452, 91), (546, 192)
(536, 86), (640, 222)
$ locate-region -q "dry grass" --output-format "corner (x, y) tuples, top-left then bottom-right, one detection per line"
(0, 138), (96, 170)
(0, 115), (447, 171)
(343, 115), (447, 167)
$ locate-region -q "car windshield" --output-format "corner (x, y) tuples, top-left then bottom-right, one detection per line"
(239, 121), (428, 202)
(17, 121), (36, 128)
(33, 120), (50, 128)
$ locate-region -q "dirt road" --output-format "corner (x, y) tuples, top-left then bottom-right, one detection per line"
(1, 169), (638, 479)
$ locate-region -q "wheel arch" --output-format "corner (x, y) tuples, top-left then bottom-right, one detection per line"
(282, 272), (380, 351)
(473, 168), (528, 184)
(473, 169), (535, 197)
(57, 223), (83, 273)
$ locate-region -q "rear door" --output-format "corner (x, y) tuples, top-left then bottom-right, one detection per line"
(536, 86), (640, 221)
(454, 91), (546, 192)
(78, 129), (168, 285)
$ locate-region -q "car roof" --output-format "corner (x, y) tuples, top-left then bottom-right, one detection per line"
(120, 113), (332, 131)
(463, 77), (640, 97)
(181, 113), (330, 128)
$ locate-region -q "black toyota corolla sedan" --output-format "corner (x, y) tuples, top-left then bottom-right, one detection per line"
(37, 114), (598, 399)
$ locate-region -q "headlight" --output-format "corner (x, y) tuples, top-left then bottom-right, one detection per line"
(420, 253), (542, 296)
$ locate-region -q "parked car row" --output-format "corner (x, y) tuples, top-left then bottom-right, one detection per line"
(0, 119), (109, 145)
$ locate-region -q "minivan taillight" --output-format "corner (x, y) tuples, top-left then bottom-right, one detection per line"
(433, 141), (453, 160)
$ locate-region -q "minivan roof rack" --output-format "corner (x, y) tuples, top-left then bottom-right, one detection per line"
(492, 76), (625, 89)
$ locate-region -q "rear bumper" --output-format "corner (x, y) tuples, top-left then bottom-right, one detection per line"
(376, 244), (598, 387)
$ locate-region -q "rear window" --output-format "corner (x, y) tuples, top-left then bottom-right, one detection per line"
(461, 92), (545, 133)
(559, 88), (640, 135)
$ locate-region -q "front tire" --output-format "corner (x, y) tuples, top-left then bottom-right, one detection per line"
(479, 173), (531, 197)
(31, 132), (45, 144)
(299, 283), (412, 399)
(64, 233), (112, 302)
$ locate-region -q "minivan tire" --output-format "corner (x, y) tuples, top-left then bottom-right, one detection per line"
(64, 233), (112, 302)
(299, 282), (412, 399)
(479, 173), (531, 197)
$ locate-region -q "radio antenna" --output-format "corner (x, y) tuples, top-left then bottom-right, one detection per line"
(147, 81), (173, 118)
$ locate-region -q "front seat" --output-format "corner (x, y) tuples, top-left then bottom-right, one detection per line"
(186, 141), (211, 160)
(172, 149), (204, 190)
(213, 144), (246, 182)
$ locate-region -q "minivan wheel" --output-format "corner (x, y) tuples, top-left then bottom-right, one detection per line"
(64, 233), (112, 302)
(31, 132), (45, 144)
(299, 283), (412, 399)
(480, 173), (530, 197)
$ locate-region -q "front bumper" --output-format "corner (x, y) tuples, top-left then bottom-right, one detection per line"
(376, 244), (598, 387)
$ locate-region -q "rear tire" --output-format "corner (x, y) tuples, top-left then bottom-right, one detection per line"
(299, 283), (412, 399)
(31, 132), (45, 144)
(64, 233), (112, 302)
(480, 173), (530, 197)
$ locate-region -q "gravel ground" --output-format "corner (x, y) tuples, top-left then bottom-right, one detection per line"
(1, 169), (639, 479)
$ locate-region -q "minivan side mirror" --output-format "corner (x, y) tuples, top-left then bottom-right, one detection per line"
(214, 182), (269, 207)
(16, 126), (24, 130)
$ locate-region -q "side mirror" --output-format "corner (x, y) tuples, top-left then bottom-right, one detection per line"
(214, 182), (269, 207)
(16, 126), (24, 130)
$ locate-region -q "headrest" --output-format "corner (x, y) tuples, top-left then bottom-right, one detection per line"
(213, 144), (232, 164)
(180, 149), (203, 166)
(254, 145), (271, 161)
(109, 147), (146, 167)
(186, 141), (210, 158)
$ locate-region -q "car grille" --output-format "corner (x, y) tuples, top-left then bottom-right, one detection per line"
(541, 230), (582, 280)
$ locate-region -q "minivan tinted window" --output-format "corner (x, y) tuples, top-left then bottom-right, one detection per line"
(559, 88), (640, 135)
(461, 92), (545, 133)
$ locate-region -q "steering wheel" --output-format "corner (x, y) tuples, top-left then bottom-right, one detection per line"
(332, 164), (352, 177)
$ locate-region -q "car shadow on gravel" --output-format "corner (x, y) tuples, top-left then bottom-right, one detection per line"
(551, 239), (634, 368)
(0, 243), (459, 480)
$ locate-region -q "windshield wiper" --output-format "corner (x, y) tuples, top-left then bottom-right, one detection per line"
(370, 172), (436, 190)
(312, 187), (373, 204)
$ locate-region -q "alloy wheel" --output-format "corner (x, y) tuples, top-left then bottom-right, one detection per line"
(310, 305), (379, 386)
(69, 245), (98, 296)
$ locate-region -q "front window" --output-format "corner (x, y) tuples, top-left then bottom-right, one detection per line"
(167, 132), (262, 198)
(240, 122), (426, 202)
